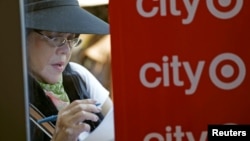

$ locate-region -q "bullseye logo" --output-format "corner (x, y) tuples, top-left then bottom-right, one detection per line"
(136, 0), (244, 24)
(209, 53), (246, 90)
(207, 0), (244, 19)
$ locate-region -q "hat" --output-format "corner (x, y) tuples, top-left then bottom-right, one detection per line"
(25, 0), (109, 34)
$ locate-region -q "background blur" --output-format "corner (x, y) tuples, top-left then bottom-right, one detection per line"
(71, 0), (112, 94)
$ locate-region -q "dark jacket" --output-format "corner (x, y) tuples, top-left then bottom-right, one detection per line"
(29, 64), (103, 141)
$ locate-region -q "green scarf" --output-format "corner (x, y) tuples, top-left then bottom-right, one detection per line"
(38, 77), (70, 103)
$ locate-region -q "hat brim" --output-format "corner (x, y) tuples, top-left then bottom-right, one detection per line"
(25, 5), (109, 34)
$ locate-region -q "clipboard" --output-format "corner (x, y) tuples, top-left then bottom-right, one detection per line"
(79, 107), (114, 141)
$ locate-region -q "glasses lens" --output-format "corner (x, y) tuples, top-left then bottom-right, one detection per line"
(69, 38), (80, 47)
(51, 37), (66, 47)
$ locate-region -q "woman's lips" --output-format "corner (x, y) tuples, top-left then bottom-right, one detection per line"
(51, 63), (64, 72)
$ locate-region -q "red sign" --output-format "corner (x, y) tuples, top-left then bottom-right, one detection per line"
(110, 0), (250, 140)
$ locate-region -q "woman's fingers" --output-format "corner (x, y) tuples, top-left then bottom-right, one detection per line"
(57, 99), (101, 126)
(60, 110), (99, 126)
(63, 99), (101, 114)
(54, 111), (94, 140)
(69, 103), (101, 115)
(53, 99), (102, 141)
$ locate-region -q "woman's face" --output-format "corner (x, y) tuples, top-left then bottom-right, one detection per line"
(27, 30), (78, 84)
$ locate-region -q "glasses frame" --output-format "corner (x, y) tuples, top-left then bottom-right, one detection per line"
(34, 30), (80, 48)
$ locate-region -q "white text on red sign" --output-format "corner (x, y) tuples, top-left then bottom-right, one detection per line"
(136, 0), (244, 24)
(139, 53), (246, 95)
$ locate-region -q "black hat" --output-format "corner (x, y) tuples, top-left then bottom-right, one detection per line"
(25, 0), (109, 34)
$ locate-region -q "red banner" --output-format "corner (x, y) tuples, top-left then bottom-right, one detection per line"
(109, 0), (250, 140)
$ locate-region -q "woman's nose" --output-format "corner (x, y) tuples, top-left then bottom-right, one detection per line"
(57, 43), (71, 54)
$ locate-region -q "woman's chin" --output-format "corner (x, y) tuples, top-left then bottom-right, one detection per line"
(44, 75), (62, 84)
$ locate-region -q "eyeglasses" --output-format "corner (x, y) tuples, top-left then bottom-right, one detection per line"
(34, 30), (80, 48)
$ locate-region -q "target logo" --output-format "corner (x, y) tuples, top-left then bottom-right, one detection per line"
(209, 53), (246, 90)
(136, 0), (244, 24)
(139, 52), (246, 94)
(207, 0), (244, 19)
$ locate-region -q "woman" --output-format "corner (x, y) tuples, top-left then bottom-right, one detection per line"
(25, 0), (113, 140)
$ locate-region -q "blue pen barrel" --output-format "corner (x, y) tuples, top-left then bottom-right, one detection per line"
(37, 115), (57, 124)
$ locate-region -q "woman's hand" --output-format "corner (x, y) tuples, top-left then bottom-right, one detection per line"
(51, 99), (101, 141)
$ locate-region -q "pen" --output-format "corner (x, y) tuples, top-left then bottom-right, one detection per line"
(37, 103), (101, 124)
